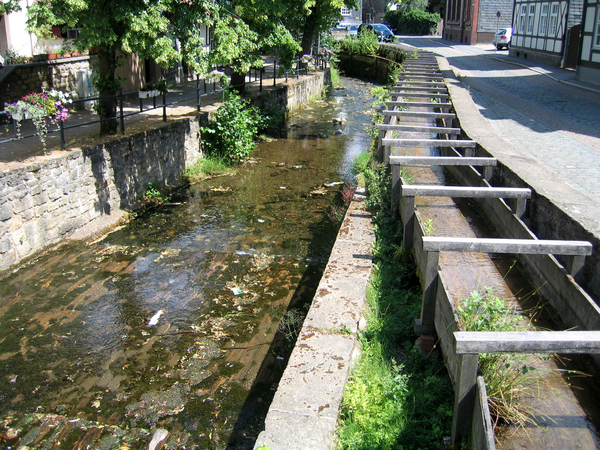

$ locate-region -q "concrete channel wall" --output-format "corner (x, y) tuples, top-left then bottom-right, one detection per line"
(0, 70), (331, 273)
(390, 53), (600, 449)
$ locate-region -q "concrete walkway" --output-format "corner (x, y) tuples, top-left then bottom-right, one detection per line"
(0, 59), (284, 163)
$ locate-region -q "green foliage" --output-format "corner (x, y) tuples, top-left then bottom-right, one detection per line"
(210, 18), (262, 75)
(143, 182), (171, 204)
(183, 157), (236, 184)
(423, 218), (436, 235)
(338, 344), (409, 448)
(385, 9), (441, 36)
(387, 62), (402, 87)
(351, 152), (370, 179)
(201, 90), (263, 162)
(365, 86), (390, 140)
(338, 146), (453, 448)
(339, 29), (379, 55)
(457, 289), (542, 427)
(0, 0), (20, 15)
(330, 67), (344, 90)
(278, 309), (305, 343)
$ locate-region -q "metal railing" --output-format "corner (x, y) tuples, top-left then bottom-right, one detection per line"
(0, 55), (330, 150)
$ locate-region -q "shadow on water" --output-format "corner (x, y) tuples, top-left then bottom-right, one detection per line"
(0, 77), (377, 449)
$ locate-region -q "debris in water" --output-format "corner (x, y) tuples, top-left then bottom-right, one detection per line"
(280, 186), (287, 189)
(148, 309), (164, 326)
(231, 288), (243, 295)
(324, 181), (344, 187)
(257, 219), (265, 223)
(9, 375), (17, 383)
(148, 429), (169, 450)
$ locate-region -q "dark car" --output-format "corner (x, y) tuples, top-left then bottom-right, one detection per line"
(358, 23), (394, 42)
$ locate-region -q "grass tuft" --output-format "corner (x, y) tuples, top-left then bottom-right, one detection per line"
(183, 156), (236, 184)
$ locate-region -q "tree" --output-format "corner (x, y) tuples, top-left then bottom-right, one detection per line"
(0, 0), (20, 15)
(27, 0), (258, 136)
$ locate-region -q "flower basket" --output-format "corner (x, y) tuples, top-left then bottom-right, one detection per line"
(4, 90), (71, 151)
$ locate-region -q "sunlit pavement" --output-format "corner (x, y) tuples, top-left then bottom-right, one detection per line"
(391, 36), (600, 208)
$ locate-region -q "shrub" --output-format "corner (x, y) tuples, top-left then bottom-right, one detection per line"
(385, 9), (441, 36)
(339, 29), (379, 56)
(200, 90), (264, 162)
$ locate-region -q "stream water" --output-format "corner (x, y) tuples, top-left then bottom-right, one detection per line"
(0, 78), (375, 449)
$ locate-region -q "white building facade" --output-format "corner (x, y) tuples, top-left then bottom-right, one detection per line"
(509, 0), (584, 68)
(579, 0), (600, 83)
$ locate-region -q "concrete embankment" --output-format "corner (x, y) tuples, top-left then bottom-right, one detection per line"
(255, 188), (374, 449)
(0, 70), (330, 273)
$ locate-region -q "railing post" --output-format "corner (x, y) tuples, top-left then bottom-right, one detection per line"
(402, 195), (415, 250)
(273, 60), (277, 87)
(162, 91), (167, 122)
(204, 78), (207, 94)
(416, 249), (439, 336)
(260, 68), (263, 92)
(391, 164), (400, 215)
(119, 87), (125, 134)
(59, 119), (66, 150)
(196, 75), (201, 112)
(451, 354), (478, 446)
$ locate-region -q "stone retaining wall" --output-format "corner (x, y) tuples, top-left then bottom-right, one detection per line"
(0, 117), (202, 271)
(0, 69), (330, 273)
(0, 57), (97, 106)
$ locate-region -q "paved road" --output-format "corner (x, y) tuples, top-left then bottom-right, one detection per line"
(395, 36), (600, 205)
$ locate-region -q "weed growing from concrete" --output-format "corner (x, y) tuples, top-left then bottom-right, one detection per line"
(143, 182), (171, 204)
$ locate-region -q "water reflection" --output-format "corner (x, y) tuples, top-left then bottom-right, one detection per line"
(0, 77), (375, 449)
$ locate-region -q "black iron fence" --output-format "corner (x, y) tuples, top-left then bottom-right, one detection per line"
(0, 56), (329, 150)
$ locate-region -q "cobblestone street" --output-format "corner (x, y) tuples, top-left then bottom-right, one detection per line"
(395, 36), (600, 206)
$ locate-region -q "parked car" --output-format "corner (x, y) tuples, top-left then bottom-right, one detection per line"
(358, 23), (394, 42)
(493, 27), (512, 50)
(347, 24), (359, 36)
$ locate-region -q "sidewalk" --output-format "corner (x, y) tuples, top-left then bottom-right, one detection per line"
(0, 60), (287, 164)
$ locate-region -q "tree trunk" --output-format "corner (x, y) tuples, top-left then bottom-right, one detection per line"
(230, 71), (246, 94)
(97, 47), (118, 136)
(301, 6), (319, 57)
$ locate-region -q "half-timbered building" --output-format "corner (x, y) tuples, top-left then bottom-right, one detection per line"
(509, 0), (584, 68)
(579, 0), (600, 82)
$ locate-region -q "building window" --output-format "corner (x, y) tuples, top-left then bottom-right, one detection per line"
(594, 8), (600, 48)
(66, 28), (82, 39)
(549, 3), (559, 37)
(341, 6), (350, 16)
(539, 3), (548, 35)
(527, 4), (535, 34)
(519, 4), (527, 34)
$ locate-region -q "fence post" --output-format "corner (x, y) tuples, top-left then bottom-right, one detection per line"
(60, 119), (66, 150)
(204, 78), (207, 94)
(260, 68), (263, 92)
(162, 91), (167, 122)
(196, 75), (201, 112)
(273, 60), (277, 87)
(119, 88), (125, 134)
